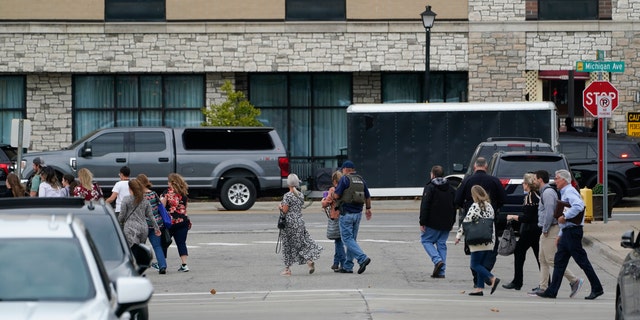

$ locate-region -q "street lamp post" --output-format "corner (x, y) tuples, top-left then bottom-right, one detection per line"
(420, 5), (436, 102)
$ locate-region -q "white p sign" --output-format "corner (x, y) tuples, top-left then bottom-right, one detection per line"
(597, 94), (612, 118)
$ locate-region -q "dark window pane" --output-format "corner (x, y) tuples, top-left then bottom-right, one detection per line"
(538, 0), (598, 20)
(134, 132), (166, 152)
(382, 74), (421, 103)
(91, 132), (125, 156)
(286, 0), (345, 21)
(382, 72), (468, 103)
(105, 0), (166, 22)
(182, 129), (274, 150)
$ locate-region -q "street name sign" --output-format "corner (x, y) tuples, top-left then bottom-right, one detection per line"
(576, 61), (625, 73)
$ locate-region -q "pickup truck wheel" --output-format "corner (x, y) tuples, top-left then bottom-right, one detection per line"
(220, 178), (257, 211)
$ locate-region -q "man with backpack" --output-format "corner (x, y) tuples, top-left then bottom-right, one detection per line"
(532, 170), (583, 298)
(419, 165), (456, 279)
(333, 160), (372, 274)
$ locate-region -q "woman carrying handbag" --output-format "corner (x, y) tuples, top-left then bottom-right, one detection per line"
(502, 173), (542, 290)
(455, 185), (501, 296)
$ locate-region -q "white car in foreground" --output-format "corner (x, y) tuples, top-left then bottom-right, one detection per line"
(0, 214), (153, 320)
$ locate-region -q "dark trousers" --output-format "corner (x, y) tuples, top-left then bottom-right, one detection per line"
(511, 225), (541, 286)
(546, 226), (603, 296)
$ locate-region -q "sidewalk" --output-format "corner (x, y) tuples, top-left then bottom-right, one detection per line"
(188, 199), (640, 265)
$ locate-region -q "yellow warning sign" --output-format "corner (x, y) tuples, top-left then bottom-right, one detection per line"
(629, 112), (640, 137)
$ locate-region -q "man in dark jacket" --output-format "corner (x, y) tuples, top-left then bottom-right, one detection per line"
(419, 165), (456, 279)
(454, 157), (507, 286)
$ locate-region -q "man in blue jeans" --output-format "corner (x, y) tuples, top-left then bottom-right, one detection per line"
(333, 160), (372, 274)
(419, 165), (456, 279)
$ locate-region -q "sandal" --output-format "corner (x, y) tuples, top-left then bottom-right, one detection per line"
(308, 261), (315, 274)
(281, 268), (291, 276)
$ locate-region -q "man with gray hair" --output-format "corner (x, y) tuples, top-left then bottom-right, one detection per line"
(537, 169), (604, 300)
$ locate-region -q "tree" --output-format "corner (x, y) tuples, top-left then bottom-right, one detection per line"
(202, 80), (263, 127)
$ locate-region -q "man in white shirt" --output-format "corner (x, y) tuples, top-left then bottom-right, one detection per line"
(106, 166), (131, 218)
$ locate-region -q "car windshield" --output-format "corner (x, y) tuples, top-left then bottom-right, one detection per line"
(77, 214), (126, 263)
(0, 239), (95, 301)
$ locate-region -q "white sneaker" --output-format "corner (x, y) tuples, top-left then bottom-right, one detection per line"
(570, 278), (584, 298)
(178, 264), (190, 272)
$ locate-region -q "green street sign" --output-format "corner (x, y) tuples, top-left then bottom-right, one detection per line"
(576, 61), (625, 73)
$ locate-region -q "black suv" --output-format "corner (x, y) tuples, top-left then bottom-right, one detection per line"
(0, 197), (153, 320)
(558, 132), (640, 206)
(488, 151), (572, 231)
(449, 137), (553, 188)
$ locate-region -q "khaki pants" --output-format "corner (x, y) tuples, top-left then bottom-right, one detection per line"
(538, 224), (578, 290)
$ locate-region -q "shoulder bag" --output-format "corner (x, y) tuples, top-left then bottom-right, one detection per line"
(277, 210), (286, 229)
(324, 207), (341, 240)
(497, 221), (517, 256)
(155, 194), (173, 229)
(462, 217), (494, 245)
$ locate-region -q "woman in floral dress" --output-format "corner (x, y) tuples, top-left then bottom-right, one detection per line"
(278, 173), (322, 276)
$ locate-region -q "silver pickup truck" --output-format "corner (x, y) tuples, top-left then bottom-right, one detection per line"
(20, 127), (289, 210)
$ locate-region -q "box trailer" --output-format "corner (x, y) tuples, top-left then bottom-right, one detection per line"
(346, 102), (558, 196)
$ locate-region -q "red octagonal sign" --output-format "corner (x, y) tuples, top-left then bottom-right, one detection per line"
(583, 81), (619, 117)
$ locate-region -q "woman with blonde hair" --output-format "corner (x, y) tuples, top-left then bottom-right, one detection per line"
(160, 173), (191, 272)
(1, 173), (27, 197)
(503, 173), (542, 290)
(118, 179), (161, 248)
(278, 173), (323, 276)
(321, 170), (345, 272)
(455, 185), (500, 296)
(73, 168), (103, 201)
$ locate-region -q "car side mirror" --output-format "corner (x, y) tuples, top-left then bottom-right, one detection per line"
(452, 163), (464, 172)
(81, 142), (93, 157)
(130, 243), (153, 275)
(621, 230), (635, 249)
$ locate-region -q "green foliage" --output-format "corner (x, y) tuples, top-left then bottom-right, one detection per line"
(202, 80), (263, 127)
(592, 183), (604, 194)
(591, 183), (613, 194)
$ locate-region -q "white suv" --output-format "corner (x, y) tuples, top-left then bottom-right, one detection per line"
(0, 214), (153, 319)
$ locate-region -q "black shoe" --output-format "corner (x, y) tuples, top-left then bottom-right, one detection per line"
(331, 264), (340, 271)
(357, 258), (371, 274)
(432, 261), (444, 278)
(585, 291), (604, 300)
(490, 278), (501, 295)
(502, 282), (522, 290)
(430, 274), (445, 279)
(159, 268), (166, 274)
(338, 268), (353, 274)
(469, 291), (483, 296)
(536, 291), (556, 299)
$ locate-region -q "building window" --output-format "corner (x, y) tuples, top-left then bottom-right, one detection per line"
(249, 73), (351, 177)
(105, 0), (165, 22)
(538, 0), (598, 20)
(0, 76), (26, 145)
(286, 0), (346, 21)
(382, 72), (468, 103)
(73, 75), (204, 140)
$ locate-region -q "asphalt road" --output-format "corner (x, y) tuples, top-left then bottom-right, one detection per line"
(145, 210), (619, 319)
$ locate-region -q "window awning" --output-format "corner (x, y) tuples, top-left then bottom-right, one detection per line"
(538, 70), (590, 80)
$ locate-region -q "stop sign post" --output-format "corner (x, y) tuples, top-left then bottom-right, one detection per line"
(583, 80), (618, 224)
(583, 81), (619, 117)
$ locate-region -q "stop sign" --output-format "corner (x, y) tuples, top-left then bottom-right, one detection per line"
(583, 81), (618, 117)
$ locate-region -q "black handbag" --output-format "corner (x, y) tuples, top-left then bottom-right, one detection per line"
(277, 210), (286, 229)
(160, 227), (172, 247)
(462, 217), (494, 245)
